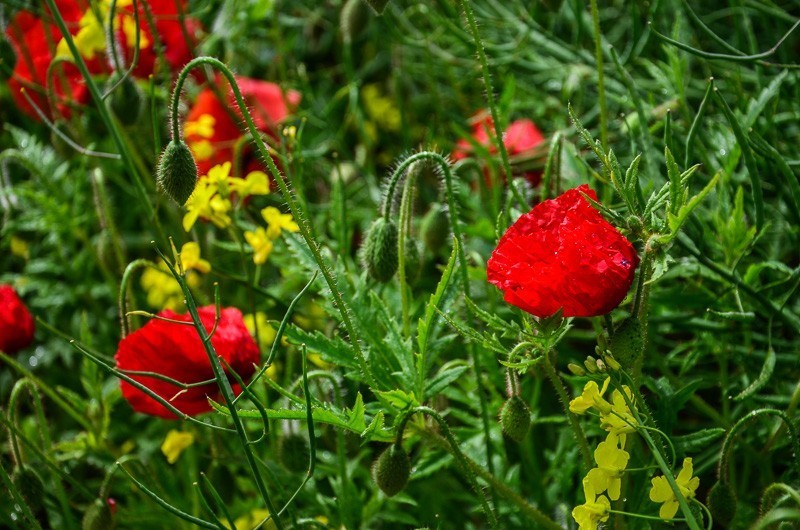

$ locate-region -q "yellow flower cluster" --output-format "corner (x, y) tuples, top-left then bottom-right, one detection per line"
(140, 243), (209, 310)
(243, 206), (299, 265)
(56, 0), (149, 61)
(183, 162), (270, 232)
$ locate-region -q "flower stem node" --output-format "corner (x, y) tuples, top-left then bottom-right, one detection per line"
(157, 140), (199, 206)
(609, 317), (643, 369)
(707, 480), (737, 527)
(360, 217), (399, 282)
(278, 434), (310, 474)
(372, 444), (411, 497)
(107, 73), (143, 126)
(500, 396), (532, 443)
(82, 498), (116, 530)
(0, 36), (16, 80)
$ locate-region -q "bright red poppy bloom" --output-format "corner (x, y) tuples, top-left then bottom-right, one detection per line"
(453, 110), (546, 186)
(487, 185), (639, 318)
(5, 0), (198, 120)
(0, 285), (35, 354)
(183, 76), (301, 177)
(115, 306), (259, 418)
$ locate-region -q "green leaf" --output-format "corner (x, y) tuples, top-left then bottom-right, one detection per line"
(417, 238), (459, 357)
(674, 428), (726, 453)
(281, 325), (358, 370)
(665, 147), (682, 215)
(374, 389), (419, 411)
(734, 348), (776, 401)
(347, 392), (366, 431)
(425, 363), (469, 399)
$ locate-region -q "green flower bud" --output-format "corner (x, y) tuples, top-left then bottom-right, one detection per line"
(708, 480), (736, 527)
(0, 36), (16, 81)
(157, 140), (198, 205)
(372, 444), (410, 497)
(603, 354), (622, 371)
(500, 396), (531, 443)
(609, 318), (643, 369)
(363, 0), (390, 15)
(567, 362), (586, 376)
(106, 73), (143, 126)
(360, 217), (399, 282)
(341, 0), (369, 43)
(278, 433), (310, 473)
(583, 356), (599, 374)
(420, 203), (450, 253)
(12, 465), (46, 514)
(82, 499), (115, 530)
(403, 239), (422, 284)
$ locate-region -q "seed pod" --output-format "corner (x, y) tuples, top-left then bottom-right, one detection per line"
(360, 217), (399, 282)
(708, 480), (736, 527)
(609, 318), (643, 370)
(500, 396), (531, 443)
(403, 239), (422, 284)
(106, 73), (143, 126)
(278, 433), (310, 473)
(372, 444), (410, 497)
(420, 203), (450, 253)
(363, 0), (390, 15)
(157, 140), (198, 205)
(0, 35), (16, 80)
(12, 465), (46, 515)
(340, 0), (369, 43)
(82, 498), (116, 530)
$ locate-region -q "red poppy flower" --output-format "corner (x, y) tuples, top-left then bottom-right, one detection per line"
(453, 110), (546, 186)
(184, 76), (301, 177)
(115, 306), (259, 418)
(487, 185), (639, 318)
(0, 285), (35, 354)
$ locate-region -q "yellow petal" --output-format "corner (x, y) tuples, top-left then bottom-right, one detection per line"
(161, 430), (194, 464)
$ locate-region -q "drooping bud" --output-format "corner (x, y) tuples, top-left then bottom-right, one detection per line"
(341, 0), (369, 43)
(362, 0), (390, 15)
(707, 480), (737, 527)
(106, 73), (143, 126)
(609, 318), (643, 369)
(0, 35), (16, 80)
(360, 217), (399, 282)
(403, 239), (422, 284)
(372, 444), (410, 496)
(500, 396), (531, 442)
(82, 498), (116, 530)
(157, 140), (198, 205)
(278, 433), (310, 473)
(420, 203), (450, 253)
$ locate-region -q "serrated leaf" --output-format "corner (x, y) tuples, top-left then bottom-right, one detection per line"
(417, 238), (458, 356)
(425, 364), (469, 399)
(464, 296), (520, 337)
(282, 325), (358, 370)
(666, 147), (681, 215)
(674, 428), (725, 453)
(374, 389), (418, 411)
(361, 411), (385, 441)
(734, 348), (776, 401)
(347, 392), (366, 431)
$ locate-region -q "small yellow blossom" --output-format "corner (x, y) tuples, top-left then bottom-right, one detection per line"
(649, 458), (700, 520)
(244, 228), (274, 265)
(161, 430), (194, 464)
(572, 478), (611, 530)
(230, 170), (270, 198)
(261, 206), (299, 239)
(183, 179), (233, 231)
(224, 509), (277, 530)
(599, 386), (637, 437)
(586, 433), (630, 501)
(569, 378), (612, 415)
(180, 242), (211, 274)
(141, 263), (200, 310)
(190, 140), (214, 161)
(361, 84), (401, 132)
(206, 162), (233, 191)
(10, 236), (29, 260)
(56, 1), (148, 61)
(185, 114), (216, 138)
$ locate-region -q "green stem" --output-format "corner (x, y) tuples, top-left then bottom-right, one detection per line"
(589, 0), (609, 150)
(398, 168), (416, 336)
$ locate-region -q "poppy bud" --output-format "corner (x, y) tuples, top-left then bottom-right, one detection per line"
(372, 444), (410, 496)
(360, 217), (399, 282)
(341, 0), (369, 43)
(363, 0), (390, 15)
(0, 35), (16, 80)
(420, 203), (450, 253)
(106, 74), (143, 126)
(609, 318), (643, 369)
(12, 466), (45, 514)
(707, 480), (736, 527)
(157, 140), (198, 205)
(403, 239), (422, 284)
(500, 396), (531, 442)
(278, 433), (310, 473)
(82, 498), (115, 530)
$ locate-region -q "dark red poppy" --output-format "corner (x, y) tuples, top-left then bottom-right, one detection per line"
(115, 306), (259, 418)
(487, 185), (639, 318)
(0, 285), (35, 354)
(184, 76), (301, 176)
(453, 110), (546, 186)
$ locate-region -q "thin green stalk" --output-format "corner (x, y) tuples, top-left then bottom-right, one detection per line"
(398, 168), (416, 335)
(589, 0), (608, 150)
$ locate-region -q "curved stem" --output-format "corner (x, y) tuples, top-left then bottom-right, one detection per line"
(589, 0), (608, 150)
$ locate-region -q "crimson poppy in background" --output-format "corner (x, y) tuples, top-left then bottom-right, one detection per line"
(487, 185), (639, 318)
(0, 285), (35, 354)
(115, 306), (260, 418)
(183, 76), (301, 177)
(5, 0), (199, 120)
(453, 110), (546, 186)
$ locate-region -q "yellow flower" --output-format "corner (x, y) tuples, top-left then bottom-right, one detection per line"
(244, 228), (274, 265)
(190, 140), (214, 162)
(185, 114), (216, 139)
(569, 378), (612, 415)
(141, 264), (201, 310)
(361, 84), (401, 132)
(261, 206), (299, 239)
(56, 1), (148, 61)
(161, 430), (194, 464)
(224, 509), (277, 530)
(10, 236), (29, 260)
(206, 162), (233, 192)
(183, 179), (232, 232)
(180, 242), (211, 274)
(585, 433), (630, 501)
(230, 170), (270, 198)
(649, 458), (700, 520)
(599, 386), (637, 437)
(572, 478), (611, 530)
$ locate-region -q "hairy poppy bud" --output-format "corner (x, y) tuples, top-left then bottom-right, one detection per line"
(372, 444), (410, 496)
(157, 140), (198, 205)
(82, 498), (115, 530)
(403, 239), (422, 284)
(106, 74), (143, 126)
(12, 466), (45, 514)
(360, 217), (399, 282)
(707, 480), (736, 527)
(278, 434), (310, 473)
(609, 318), (643, 369)
(341, 0), (369, 43)
(500, 396), (531, 442)
(363, 0), (390, 15)
(0, 36), (16, 80)
(420, 203), (450, 253)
